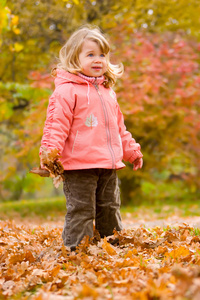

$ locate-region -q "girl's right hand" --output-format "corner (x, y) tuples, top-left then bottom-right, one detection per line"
(133, 157), (143, 171)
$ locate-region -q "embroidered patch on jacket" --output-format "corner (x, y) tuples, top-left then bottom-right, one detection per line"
(85, 114), (98, 128)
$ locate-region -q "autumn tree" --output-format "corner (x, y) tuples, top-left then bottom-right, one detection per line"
(1, 0), (200, 201)
(111, 23), (200, 204)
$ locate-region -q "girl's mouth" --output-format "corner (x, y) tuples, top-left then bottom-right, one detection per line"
(92, 66), (101, 70)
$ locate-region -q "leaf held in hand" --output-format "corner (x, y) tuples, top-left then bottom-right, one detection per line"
(29, 167), (50, 177)
(40, 147), (64, 178)
(30, 147), (65, 187)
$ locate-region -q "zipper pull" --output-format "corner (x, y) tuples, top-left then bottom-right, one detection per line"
(94, 80), (101, 95)
(94, 79), (99, 90)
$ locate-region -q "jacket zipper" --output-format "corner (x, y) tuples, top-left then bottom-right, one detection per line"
(93, 81), (115, 169)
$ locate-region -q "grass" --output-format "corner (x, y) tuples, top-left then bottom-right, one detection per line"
(121, 200), (200, 218)
(0, 197), (200, 222)
(0, 197), (66, 220)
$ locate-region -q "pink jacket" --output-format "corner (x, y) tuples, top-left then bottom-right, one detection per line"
(40, 69), (143, 170)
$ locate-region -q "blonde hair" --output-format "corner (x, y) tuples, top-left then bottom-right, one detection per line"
(56, 25), (123, 88)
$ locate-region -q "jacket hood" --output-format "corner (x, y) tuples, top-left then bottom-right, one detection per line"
(54, 69), (105, 87)
(54, 69), (84, 87)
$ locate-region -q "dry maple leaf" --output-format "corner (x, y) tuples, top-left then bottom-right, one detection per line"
(102, 237), (117, 255)
(30, 147), (65, 187)
(40, 147), (64, 177)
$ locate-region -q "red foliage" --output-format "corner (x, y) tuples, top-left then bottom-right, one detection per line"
(29, 71), (54, 89)
(110, 23), (200, 198)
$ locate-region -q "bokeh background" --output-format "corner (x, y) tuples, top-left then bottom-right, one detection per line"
(1, 0), (200, 205)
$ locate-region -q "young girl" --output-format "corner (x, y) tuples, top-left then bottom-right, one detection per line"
(40, 25), (143, 251)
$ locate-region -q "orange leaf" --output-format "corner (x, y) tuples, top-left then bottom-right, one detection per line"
(165, 246), (190, 260)
(102, 237), (117, 255)
(50, 265), (61, 277)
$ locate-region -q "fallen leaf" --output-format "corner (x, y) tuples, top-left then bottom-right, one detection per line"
(102, 237), (117, 255)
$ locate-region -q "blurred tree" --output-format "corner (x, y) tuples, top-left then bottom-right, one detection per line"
(2, 0), (200, 83)
(111, 24), (200, 204)
(100, 0), (200, 37)
(0, 81), (51, 200)
(1, 0), (200, 201)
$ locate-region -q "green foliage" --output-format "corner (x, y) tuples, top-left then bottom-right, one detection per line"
(0, 82), (51, 200)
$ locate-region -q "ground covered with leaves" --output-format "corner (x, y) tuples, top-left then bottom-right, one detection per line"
(1, 216), (200, 300)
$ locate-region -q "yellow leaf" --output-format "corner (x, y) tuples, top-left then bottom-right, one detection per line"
(11, 15), (19, 26)
(0, 6), (10, 33)
(14, 42), (24, 52)
(72, 0), (79, 4)
(13, 28), (20, 35)
(102, 237), (117, 255)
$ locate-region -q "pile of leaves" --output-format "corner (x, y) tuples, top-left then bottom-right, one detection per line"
(30, 147), (64, 188)
(1, 220), (200, 299)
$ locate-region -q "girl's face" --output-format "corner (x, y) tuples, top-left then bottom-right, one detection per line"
(79, 39), (107, 77)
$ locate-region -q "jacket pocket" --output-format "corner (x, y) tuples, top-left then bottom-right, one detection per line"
(119, 134), (123, 151)
(72, 130), (79, 153)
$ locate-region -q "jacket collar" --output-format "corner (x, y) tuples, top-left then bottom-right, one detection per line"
(77, 72), (105, 85)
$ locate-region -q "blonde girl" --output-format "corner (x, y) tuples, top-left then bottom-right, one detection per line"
(40, 25), (143, 251)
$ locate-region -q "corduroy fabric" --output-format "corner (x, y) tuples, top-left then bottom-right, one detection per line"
(62, 168), (123, 250)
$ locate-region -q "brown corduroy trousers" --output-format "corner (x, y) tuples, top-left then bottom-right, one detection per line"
(62, 168), (123, 250)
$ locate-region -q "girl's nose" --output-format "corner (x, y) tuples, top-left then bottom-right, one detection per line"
(94, 56), (102, 62)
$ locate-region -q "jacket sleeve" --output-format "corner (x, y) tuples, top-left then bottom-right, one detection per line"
(40, 87), (75, 155)
(116, 102), (143, 163)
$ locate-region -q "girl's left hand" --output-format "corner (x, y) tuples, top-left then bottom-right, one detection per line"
(133, 157), (143, 171)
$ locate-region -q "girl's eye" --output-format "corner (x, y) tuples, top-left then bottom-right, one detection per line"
(88, 53), (93, 57)
(100, 54), (105, 57)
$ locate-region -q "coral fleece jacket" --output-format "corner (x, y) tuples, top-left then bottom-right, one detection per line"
(40, 69), (143, 170)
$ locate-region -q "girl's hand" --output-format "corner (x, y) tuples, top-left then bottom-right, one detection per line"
(40, 162), (46, 170)
(133, 157), (143, 171)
